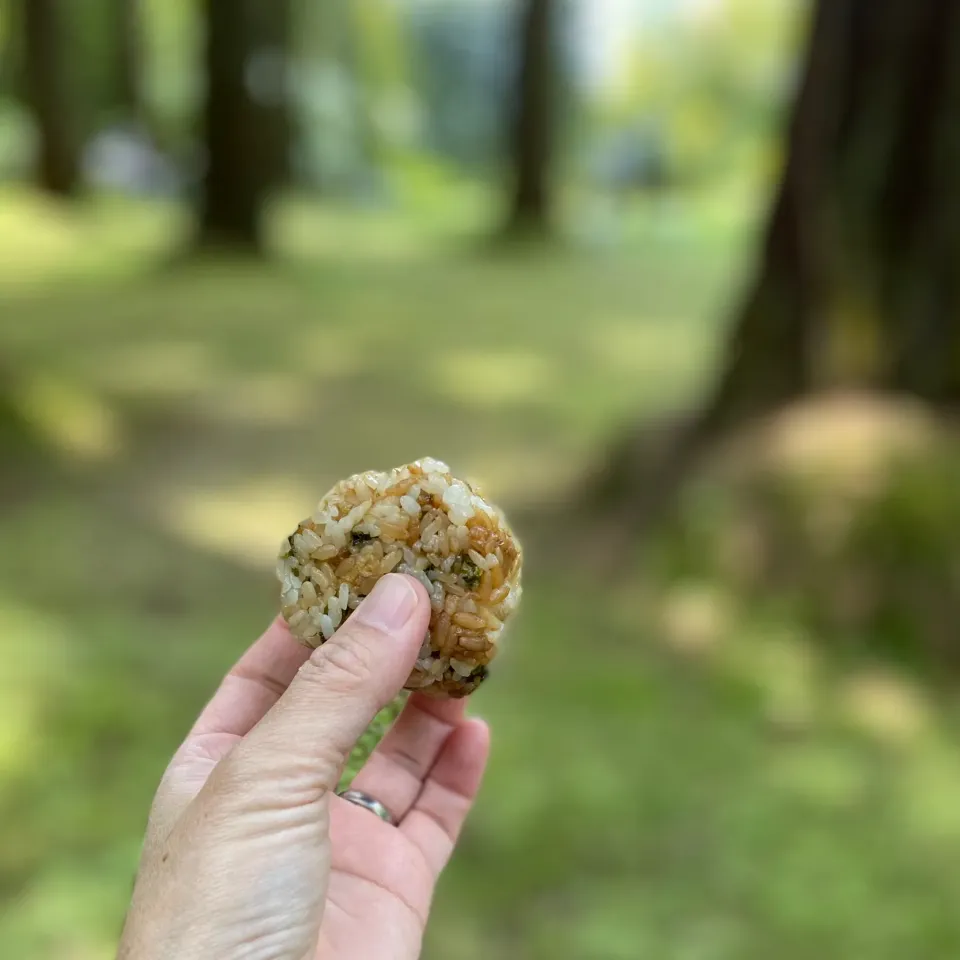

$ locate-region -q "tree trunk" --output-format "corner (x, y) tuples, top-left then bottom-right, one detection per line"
(593, 0), (960, 534)
(504, 0), (556, 235)
(22, 0), (81, 197)
(198, 0), (291, 252)
(111, 0), (143, 121)
(703, 0), (960, 429)
(693, 0), (855, 437)
(871, 2), (960, 402)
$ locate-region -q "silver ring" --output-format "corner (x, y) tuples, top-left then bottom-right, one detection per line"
(336, 789), (396, 825)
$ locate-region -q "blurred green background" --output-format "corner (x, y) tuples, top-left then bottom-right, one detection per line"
(5, 0), (960, 957)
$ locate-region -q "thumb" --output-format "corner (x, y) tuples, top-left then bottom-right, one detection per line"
(228, 574), (430, 794)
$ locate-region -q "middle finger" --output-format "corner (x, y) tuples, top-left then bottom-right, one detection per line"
(347, 694), (467, 822)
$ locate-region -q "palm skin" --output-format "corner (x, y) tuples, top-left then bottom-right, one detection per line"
(119, 575), (490, 960)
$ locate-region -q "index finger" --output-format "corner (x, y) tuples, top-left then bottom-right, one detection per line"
(190, 616), (312, 740)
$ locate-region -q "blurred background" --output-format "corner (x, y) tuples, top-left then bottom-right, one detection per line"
(4, 0), (960, 956)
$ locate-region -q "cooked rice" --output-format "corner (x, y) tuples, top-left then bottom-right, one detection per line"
(277, 458), (523, 698)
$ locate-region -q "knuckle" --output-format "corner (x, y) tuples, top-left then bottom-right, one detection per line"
(305, 627), (380, 690)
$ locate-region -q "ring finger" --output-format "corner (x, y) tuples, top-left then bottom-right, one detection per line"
(346, 693), (467, 823)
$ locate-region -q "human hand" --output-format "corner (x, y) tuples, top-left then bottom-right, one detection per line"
(118, 574), (490, 960)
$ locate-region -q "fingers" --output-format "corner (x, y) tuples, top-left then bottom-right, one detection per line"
(233, 575), (431, 792)
(349, 694), (467, 822)
(148, 618), (314, 845)
(189, 617), (312, 739)
(400, 718), (490, 878)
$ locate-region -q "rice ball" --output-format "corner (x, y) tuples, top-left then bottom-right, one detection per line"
(277, 458), (523, 698)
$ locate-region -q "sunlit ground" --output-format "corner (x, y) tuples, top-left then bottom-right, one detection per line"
(4, 186), (960, 959)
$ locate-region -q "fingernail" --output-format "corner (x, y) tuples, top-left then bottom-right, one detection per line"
(354, 574), (419, 631)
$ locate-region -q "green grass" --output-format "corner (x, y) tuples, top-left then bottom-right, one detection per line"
(5, 189), (960, 959)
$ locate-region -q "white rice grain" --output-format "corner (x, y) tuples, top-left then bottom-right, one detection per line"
(380, 549), (403, 574)
(468, 549), (489, 569)
(300, 528), (324, 553)
(328, 601), (342, 629)
(421, 476), (447, 496)
(450, 659), (475, 677)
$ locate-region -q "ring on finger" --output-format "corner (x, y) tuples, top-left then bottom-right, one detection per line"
(336, 788), (396, 826)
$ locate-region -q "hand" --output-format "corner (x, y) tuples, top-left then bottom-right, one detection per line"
(118, 574), (490, 960)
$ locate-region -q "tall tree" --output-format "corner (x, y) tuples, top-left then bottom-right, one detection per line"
(198, 0), (291, 251)
(596, 0), (960, 525)
(698, 0), (960, 437)
(110, 0), (143, 121)
(504, 0), (557, 235)
(22, 0), (81, 197)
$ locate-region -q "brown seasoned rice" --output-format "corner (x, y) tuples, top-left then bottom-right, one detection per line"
(277, 458), (522, 698)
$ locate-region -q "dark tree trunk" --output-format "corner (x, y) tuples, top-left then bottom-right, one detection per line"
(198, 0), (291, 252)
(593, 0), (960, 535)
(870, 3), (960, 402)
(22, 0), (81, 198)
(693, 0), (850, 436)
(703, 0), (960, 430)
(504, 0), (556, 235)
(111, 0), (143, 121)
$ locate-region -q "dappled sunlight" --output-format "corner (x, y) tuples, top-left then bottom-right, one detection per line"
(655, 581), (734, 657)
(196, 373), (319, 427)
(588, 318), (713, 380)
(743, 391), (941, 497)
(286, 326), (369, 379)
(7, 0), (958, 951)
(13, 374), (123, 463)
(1, 130), (958, 960)
(0, 189), (79, 280)
(76, 339), (223, 400)
(456, 446), (577, 506)
(837, 668), (932, 746)
(274, 184), (495, 264)
(0, 187), (181, 289)
(277, 201), (447, 263)
(154, 477), (316, 570)
(433, 349), (557, 409)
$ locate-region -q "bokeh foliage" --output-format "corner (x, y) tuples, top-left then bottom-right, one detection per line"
(6, 1), (960, 959)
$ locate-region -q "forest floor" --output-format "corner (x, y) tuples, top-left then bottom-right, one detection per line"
(4, 188), (960, 959)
